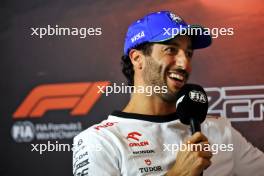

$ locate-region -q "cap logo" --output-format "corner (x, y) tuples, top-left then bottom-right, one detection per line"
(169, 13), (183, 23)
(131, 31), (145, 43)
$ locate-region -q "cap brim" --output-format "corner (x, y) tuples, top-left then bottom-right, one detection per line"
(149, 24), (212, 49)
(189, 25), (212, 49)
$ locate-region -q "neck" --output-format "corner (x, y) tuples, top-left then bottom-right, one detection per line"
(123, 92), (176, 115)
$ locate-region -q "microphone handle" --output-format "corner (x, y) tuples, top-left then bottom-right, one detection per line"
(190, 118), (201, 134)
(190, 118), (203, 176)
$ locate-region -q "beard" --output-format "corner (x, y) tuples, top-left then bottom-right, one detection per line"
(142, 56), (183, 103)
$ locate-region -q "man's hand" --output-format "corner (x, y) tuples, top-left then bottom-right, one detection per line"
(166, 132), (213, 176)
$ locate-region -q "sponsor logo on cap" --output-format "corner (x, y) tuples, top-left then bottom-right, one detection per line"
(131, 31), (145, 43)
(169, 13), (183, 23)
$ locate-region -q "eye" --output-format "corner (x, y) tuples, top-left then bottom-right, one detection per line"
(164, 47), (178, 55)
(185, 50), (193, 58)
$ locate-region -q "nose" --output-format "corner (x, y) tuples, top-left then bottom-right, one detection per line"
(175, 49), (190, 70)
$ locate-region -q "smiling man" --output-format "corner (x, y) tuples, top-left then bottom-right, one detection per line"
(72, 11), (264, 176)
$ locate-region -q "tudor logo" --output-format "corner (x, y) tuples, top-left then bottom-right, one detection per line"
(145, 159), (152, 166)
(189, 90), (207, 103)
(139, 159), (163, 174)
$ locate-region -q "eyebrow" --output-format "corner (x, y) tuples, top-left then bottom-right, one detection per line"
(161, 41), (193, 50)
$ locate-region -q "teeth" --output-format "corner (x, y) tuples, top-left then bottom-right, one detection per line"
(169, 73), (184, 81)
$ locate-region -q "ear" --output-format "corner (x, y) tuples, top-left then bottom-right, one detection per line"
(129, 49), (144, 70)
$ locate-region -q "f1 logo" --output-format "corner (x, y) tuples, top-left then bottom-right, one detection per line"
(13, 82), (110, 118)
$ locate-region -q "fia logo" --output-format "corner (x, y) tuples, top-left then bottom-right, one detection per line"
(11, 121), (35, 142)
(189, 90), (207, 103)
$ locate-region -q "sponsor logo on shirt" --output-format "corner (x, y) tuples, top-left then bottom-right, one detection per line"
(74, 159), (90, 176)
(78, 139), (83, 146)
(94, 122), (118, 130)
(73, 151), (89, 167)
(145, 159), (151, 165)
(75, 159), (90, 170)
(129, 141), (149, 147)
(138, 159), (163, 174)
(127, 131), (141, 141)
(73, 145), (86, 159)
(126, 131), (150, 147)
(132, 149), (155, 155)
(74, 168), (88, 176)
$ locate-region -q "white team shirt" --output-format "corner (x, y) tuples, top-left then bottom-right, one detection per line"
(72, 111), (264, 176)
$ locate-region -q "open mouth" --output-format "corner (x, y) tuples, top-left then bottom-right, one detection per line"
(166, 70), (186, 89)
(167, 71), (185, 82)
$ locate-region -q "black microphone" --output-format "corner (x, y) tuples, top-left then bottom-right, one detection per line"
(176, 83), (208, 134)
(175, 84), (208, 176)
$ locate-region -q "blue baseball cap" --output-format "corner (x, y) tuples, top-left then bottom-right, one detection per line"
(124, 11), (212, 56)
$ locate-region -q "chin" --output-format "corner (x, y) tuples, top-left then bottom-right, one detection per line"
(168, 84), (182, 94)
(158, 89), (178, 103)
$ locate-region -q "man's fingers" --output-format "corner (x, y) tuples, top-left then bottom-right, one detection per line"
(188, 141), (211, 152)
(195, 151), (213, 159)
(202, 158), (212, 170)
(196, 158), (212, 171)
(200, 141), (210, 146)
(187, 132), (208, 144)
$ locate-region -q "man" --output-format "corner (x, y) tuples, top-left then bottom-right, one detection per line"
(72, 11), (264, 176)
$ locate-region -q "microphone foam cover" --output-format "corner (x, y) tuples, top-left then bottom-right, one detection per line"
(176, 84), (208, 125)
